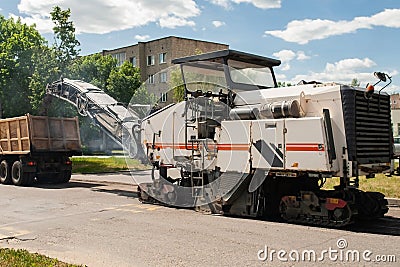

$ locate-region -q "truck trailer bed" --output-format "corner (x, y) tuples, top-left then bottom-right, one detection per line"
(0, 114), (81, 155)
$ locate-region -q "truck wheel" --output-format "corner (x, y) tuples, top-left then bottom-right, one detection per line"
(0, 160), (11, 184)
(11, 161), (35, 186)
(58, 170), (72, 183)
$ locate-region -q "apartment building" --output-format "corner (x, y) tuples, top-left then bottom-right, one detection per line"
(391, 93), (400, 110)
(102, 36), (228, 104)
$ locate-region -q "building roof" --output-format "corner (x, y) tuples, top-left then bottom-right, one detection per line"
(102, 36), (228, 53)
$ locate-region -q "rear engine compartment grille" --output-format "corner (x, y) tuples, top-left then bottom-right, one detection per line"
(341, 86), (392, 164)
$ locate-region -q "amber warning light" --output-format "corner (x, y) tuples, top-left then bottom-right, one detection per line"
(365, 84), (375, 98)
(365, 71), (392, 99)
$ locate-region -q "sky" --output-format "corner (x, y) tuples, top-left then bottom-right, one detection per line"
(1, 0), (400, 92)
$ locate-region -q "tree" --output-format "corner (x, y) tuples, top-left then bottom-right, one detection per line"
(51, 6), (80, 75)
(106, 61), (142, 104)
(130, 85), (157, 105)
(350, 78), (360, 87)
(170, 67), (185, 102)
(0, 15), (48, 117)
(278, 81), (292, 87)
(171, 49), (204, 103)
(28, 46), (60, 112)
(29, 6), (81, 117)
(68, 53), (117, 89)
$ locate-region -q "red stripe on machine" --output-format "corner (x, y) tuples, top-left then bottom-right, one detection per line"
(286, 143), (325, 152)
(217, 144), (250, 151)
(146, 143), (249, 151)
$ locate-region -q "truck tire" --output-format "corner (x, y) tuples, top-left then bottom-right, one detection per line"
(11, 161), (35, 186)
(0, 160), (11, 184)
(58, 170), (72, 183)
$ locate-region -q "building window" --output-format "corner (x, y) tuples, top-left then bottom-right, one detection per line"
(160, 92), (168, 103)
(130, 56), (137, 67)
(160, 72), (167, 83)
(148, 74), (155, 84)
(147, 55), (155, 66)
(112, 52), (126, 66)
(159, 53), (167, 64)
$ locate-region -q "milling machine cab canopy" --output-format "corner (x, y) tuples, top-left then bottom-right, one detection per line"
(171, 49), (281, 93)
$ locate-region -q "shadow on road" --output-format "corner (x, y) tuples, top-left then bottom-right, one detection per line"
(76, 171), (134, 176)
(30, 178), (140, 199)
(92, 187), (139, 198)
(265, 215), (400, 236)
(344, 216), (400, 236)
(35, 181), (105, 189)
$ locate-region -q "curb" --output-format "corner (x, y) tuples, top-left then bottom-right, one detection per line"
(386, 198), (400, 207)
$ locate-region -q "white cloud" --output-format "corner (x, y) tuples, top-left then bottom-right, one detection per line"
(208, 0), (231, 9)
(275, 73), (287, 81)
(296, 51), (310, 61)
(325, 58), (376, 73)
(289, 57), (378, 85)
(265, 9), (400, 44)
(273, 49), (296, 62)
(273, 49), (295, 70)
(9, 13), (53, 33)
(209, 0), (281, 9)
(272, 49), (311, 71)
(13, 0), (201, 34)
(159, 16), (196, 28)
(212, 20), (226, 28)
(232, 0), (281, 9)
(134, 35), (150, 41)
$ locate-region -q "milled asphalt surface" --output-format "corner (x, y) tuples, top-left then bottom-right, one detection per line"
(0, 172), (399, 266)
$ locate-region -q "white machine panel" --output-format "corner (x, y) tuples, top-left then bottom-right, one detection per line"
(251, 119), (285, 169)
(285, 117), (330, 171)
(217, 120), (251, 173)
(141, 102), (197, 165)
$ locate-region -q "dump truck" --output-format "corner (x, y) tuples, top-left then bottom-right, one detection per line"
(0, 114), (81, 186)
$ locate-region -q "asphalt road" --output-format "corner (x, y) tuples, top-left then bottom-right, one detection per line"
(0, 172), (399, 266)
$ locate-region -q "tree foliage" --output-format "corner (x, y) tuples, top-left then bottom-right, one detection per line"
(350, 78), (360, 87)
(68, 53), (117, 89)
(130, 85), (157, 106)
(0, 6), (144, 119)
(0, 15), (48, 117)
(106, 61), (142, 104)
(28, 46), (60, 111)
(171, 49), (204, 103)
(51, 6), (80, 74)
(277, 81), (292, 87)
(170, 67), (185, 102)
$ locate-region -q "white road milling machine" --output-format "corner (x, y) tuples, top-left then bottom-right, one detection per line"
(137, 49), (392, 227)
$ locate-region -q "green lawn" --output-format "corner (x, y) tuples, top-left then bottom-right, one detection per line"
(0, 248), (83, 267)
(322, 174), (400, 199)
(71, 156), (150, 174)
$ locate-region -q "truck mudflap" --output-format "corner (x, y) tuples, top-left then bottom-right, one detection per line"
(279, 189), (388, 227)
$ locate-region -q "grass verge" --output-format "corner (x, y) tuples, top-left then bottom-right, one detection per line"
(0, 248), (83, 267)
(72, 156), (150, 174)
(323, 174), (400, 199)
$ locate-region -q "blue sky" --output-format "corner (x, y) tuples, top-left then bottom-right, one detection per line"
(1, 0), (399, 91)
